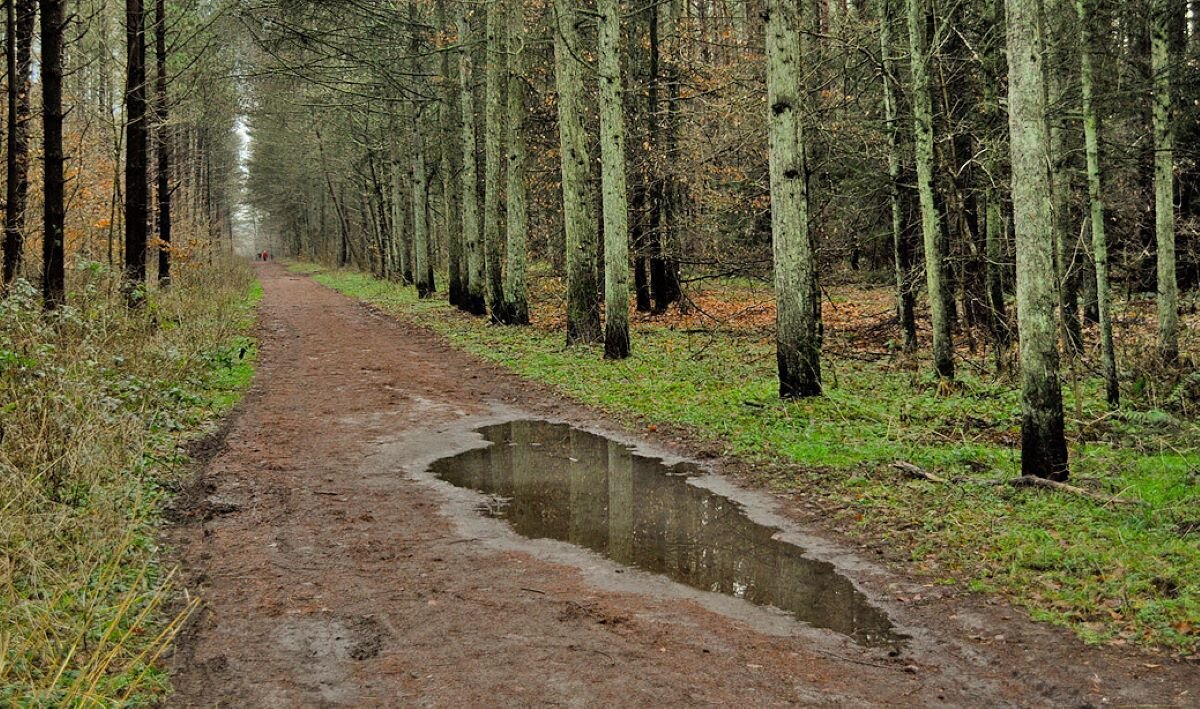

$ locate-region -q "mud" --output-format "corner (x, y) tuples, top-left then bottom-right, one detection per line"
(165, 263), (1199, 706)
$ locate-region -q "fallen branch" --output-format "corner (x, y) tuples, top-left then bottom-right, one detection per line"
(891, 461), (1142, 506)
(890, 461), (947, 484)
(1008, 476), (1142, 507)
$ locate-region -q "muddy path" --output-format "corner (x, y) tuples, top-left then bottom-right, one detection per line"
(166, 263), (1196, 707)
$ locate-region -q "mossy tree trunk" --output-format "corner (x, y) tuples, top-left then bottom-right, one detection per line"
(1077, 0), (1119, 407)
(553, 0), (601, 343)
(766, 0), (821, 398)
(1006, 0), (1070, 481)
(880, 0), (917, 353)
(905, 0), (954, 380)
(1152, 0), (1178, 364)
(458, 8), (486, 315)
(981, 0), (1009, 360)
(1045, 0), (1082, 355)
(439, 0), (464, 307)
(483, 0), (506, 321)
(598, 0), (630, 359)
(503, 0), (529, 325)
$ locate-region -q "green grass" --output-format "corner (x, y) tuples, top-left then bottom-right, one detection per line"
(1, 260), (262, 704)
(299, 263), (1200, 655)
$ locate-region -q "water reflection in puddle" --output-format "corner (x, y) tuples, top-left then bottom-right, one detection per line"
(432, 421), (904, 648)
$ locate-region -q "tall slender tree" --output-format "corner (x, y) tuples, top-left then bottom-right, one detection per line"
(125, 0), (150, 303)
(1077, 0), (1118, 407)
(766, 0), (821, 397)
(1006, 0), (1070, 480)
(502, 0), (530, 325)
(880, 0), (917, 353)
(41, 0), (66, 310)
(1151, 0), (1178, 364)
(906, 0), (954, 381)
(412, 119), (432, 298)
(459, 8), (486, 315)
(483, 0), (506, 320)
(438, 0), (464, 308)
(155, 0), (171, 287)
(598, 0), (631, 359)
(553, 0), (601, 343)
(4, 0), (35, 287)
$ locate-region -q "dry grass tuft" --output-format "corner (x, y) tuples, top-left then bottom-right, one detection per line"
(0, 256), (257, 704)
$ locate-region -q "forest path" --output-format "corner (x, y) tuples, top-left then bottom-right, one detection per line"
(165, 264), (1191, 707)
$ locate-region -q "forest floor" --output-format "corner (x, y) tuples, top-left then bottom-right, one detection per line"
(165, 262), (1198, 706)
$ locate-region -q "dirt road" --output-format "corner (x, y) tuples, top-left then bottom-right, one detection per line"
(166, 264), (1196, 706)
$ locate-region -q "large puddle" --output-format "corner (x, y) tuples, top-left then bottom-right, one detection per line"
(431, 421), (903, 648)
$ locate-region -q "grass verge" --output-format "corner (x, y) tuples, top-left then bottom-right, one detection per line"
(297, 262), (1200, 656)
(1, 259), (261, 704)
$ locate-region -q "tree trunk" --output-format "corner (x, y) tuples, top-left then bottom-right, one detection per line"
(881, 0), (917, 353)
(1152, 0), (1178, 363)
(766, 0), (821, 397)
(483, 0), (506, 320)
(1045, 0), (1082, 355)
(154, 0), (171, 288)
(459, 9), (486, 315)
(980, 0), (1010, 363)
(41, 0), (66, 310)
(1077, 0), (1119, 407)
(1006, 0), (1069, 481)
(438, 0), (464, 307)
(598, 0), (631, 359)
(413, 124), (433, 298)
(390, 135), (413, 283)
(905, 0), (954, 380)
(125, 0), (150, 304)
(651, 0), (683, 313)
(553, 0), (602, 343)
(4, 0), (35, 287)
(503, 0), (530, 325)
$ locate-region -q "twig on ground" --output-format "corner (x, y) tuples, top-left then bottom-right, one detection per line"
(892, 460), (1143, 506)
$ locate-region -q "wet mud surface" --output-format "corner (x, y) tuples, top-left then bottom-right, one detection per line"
(165, 263), (1199, 706)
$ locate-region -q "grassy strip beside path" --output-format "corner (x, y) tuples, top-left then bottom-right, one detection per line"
(1, 261), (261, 704)
(299, 263), (1200, 656)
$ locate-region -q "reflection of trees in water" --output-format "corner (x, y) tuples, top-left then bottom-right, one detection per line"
(431, 422), (900, 647)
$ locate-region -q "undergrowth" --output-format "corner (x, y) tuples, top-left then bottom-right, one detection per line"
(0, 258), (260, 705)
(298, 262), (1200, 657)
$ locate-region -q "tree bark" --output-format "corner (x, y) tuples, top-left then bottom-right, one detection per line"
(981, 0), (1010, 360)
(905, 0), (954, 380)
(503, 0), (530, 325)
(766, 0), (821, 397)
(154, 0), (171, 287)
(1152, 0), (1178, 363)
(438, 0), (464, 307)
(553, 0), (602, 343)
(4, 0), (35, 287)
(459, 9), (486, 315)
(1045, 0), (1082, 355)
(881, 0), (917, 353)
(1006, 0), (1070, 481)
(125, 0), (150, 304)
(41, 0), (66, 310)
(483, 0), (506, 320)
(1077, 0), (1119, 407)
(413, 122), (433, 298)
(599, 0), (631, 359)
